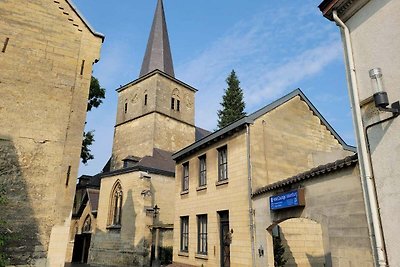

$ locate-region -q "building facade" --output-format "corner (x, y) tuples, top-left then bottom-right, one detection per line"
(319, 0), (400, 265)
(171, 90), (356, 266)
(0, 1), (103, 266)
(85, 1), (208, 266)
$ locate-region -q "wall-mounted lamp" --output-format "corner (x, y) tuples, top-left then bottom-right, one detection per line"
(369, 68), (400, 116)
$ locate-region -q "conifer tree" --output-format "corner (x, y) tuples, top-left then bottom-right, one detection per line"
(217, 70), (246, 129)
(273, 235), (287, 267)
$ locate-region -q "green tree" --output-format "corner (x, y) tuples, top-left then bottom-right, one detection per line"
(81, 76), (105, 164)
(217, 70), (246, 128)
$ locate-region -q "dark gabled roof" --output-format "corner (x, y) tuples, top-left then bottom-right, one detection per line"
(101, 148), (175, 178)
(172, 88), (355, 162)
(76, 174), (101, 189)
(252, 154), (358, 197)
(87, 189), (100, 213)
(116, 69), (197, 93)
(65, 0), (105, 41)
(140, 0), (174, 77)
(195, 127), (212, 141)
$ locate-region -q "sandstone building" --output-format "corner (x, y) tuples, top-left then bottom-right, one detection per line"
(0, 0), (103, 266)
(319, 0), (400, 265)
(171, 89), (373, 266)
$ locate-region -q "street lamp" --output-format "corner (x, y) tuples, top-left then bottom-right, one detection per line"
(369, 68), (400, 116)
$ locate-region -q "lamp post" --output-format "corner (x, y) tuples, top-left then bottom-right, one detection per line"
(152, 204), (161, 267)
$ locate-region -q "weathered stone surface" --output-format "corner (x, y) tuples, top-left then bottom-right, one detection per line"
(0, 1), (102, 265)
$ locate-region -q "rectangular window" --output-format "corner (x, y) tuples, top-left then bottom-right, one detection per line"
(171, 97), (175, 110)
(180, 216), (189, 252)
(197, 214), (207, 255)
(124, 102), (128, 113)
(218, 146), (228, 181)
(177, 99), (180, 111)
(182, 162), (189, 191)
(199, 155), (206, 187)
(144, 94), (148, 105)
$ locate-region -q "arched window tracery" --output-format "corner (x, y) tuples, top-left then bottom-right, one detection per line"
(109, 181), (123, 226)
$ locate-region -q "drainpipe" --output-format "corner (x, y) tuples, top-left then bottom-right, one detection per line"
(332, 10), (387, 267)
(246, 124), (256, 267)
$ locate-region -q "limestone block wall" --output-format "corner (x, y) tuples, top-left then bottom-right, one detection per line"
(0, 0), (102, 266)
(250, 96), (347, 189)
(173, 130), (254, 267)
(344, 0), (400, 265)
(279, 218), (326, 267)
(90, 171), (175, 267)
(253, 165), (374, 267)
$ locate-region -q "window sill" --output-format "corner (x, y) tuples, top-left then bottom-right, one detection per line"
(178, 251), (189, 257)
(196, 185), (207, 191)
(195, 253), (208, 260)
(180, 190), (189, 196)
(106, 224), (121, 231)
(215, 179), (229, 186)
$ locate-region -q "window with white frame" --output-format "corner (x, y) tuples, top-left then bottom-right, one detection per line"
(199, 155), (207, 187)
(197, 214), (207, 255)
(218, 146), (228, 181)
(182, 162), (189, 191)
(180, 216), (189, 252)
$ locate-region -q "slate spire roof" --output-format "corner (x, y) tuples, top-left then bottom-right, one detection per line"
(139, 0), (175, 78)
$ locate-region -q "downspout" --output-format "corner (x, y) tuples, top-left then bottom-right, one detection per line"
(246, 124), (256, 267)
(332, 10), (387, 267)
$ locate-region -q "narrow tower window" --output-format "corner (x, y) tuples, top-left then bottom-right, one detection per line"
(171, 97), (175, 110)
(124, 102), (128, 113)
(80, 60), (85, 75)
(144, 94), (148, 105)
(177, 100), (180, 111)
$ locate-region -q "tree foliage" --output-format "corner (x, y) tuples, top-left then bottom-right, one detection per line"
(81, 76), (105, 164)
(87, 76), (105, 111)
(217, 70), (246, 129)
(81, 130), (95, 165)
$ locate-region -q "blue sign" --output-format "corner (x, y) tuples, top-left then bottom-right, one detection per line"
(270, 189), (304, 210)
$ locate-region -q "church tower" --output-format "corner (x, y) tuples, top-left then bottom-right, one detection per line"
(111, 0), (196, 170)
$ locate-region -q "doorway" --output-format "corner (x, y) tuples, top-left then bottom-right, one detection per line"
(71, 233), (91, 263)
(218, 210), (230, 267)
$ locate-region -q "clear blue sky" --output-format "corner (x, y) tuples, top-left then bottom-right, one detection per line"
(73, 0), (355, 176)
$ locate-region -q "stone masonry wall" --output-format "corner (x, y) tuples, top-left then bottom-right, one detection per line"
(0, 0), (102, 265)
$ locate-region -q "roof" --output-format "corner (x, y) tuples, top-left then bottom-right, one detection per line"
(116, 69), (197, 93)
(87, 189), (100, 213)
(195, 127), (212, 141)
(101, 148), (175, 178)
(252, 154), (358, 197)
(139, 0), (174, 77)
(65, 0), (105, 41)
(318, 0), (370, 21)
(172, 88), (355, 161)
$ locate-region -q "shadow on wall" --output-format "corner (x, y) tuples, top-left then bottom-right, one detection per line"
(0, 137), (42, 265)
(89, 188), (153, 266)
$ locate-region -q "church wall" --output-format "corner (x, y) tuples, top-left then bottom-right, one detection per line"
(0, 1), (102, 266)
(250, 96), (350, 190)
(111, 113), (156, 169)
(153, 113), (196, 154)
(173, 130), (254, 267)
(153, 74), (195, 126)
(90, 171), (175, 267)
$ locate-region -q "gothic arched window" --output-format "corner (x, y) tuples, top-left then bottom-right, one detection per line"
(109, 181), (123, 226)
(82, 215), (92, 233)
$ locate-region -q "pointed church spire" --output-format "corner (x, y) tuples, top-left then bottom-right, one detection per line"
(139, 0), (175, 78)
